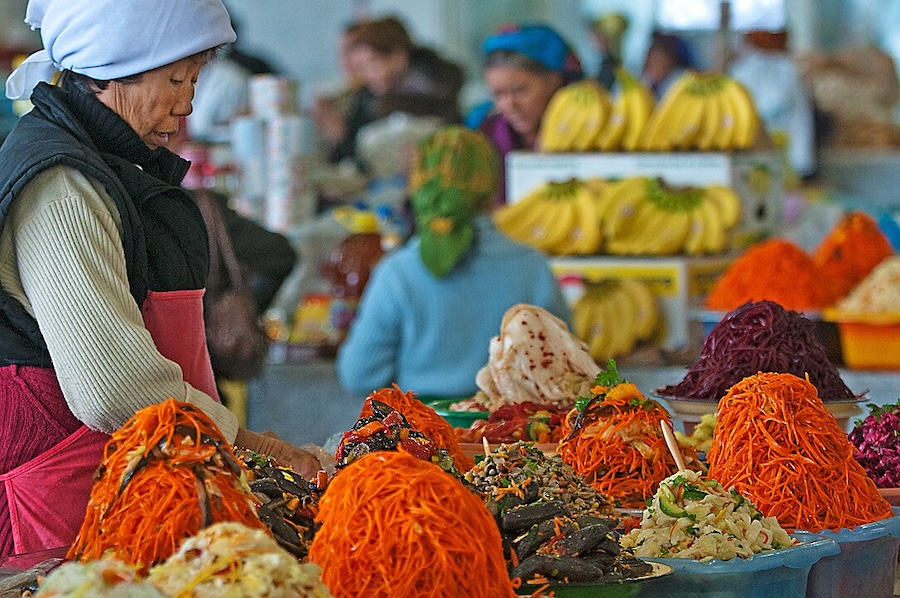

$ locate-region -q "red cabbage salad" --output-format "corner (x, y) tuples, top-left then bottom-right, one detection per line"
(659, 300), (858, 402)
(850, 400), (900, 488)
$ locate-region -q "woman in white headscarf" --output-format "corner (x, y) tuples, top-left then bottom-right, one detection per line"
(0, 0), (319, 556)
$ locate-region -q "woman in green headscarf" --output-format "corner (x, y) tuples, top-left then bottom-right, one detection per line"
(336, 125), (571, 399)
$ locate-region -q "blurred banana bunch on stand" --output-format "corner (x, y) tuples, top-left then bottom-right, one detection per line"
(571, 278), (659, 361)
(494, 175), (741, 256)
(494, 177), (607, 255)
(601, 176), (741, 255)
(539, 70), (654, 152)
(639, 72), (762, 151)
(535, 70), (762, 153)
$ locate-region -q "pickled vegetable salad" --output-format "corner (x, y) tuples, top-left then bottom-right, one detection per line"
(620, 470), (795, 561)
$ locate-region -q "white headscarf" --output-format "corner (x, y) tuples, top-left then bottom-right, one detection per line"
(6, 0), (237, 100)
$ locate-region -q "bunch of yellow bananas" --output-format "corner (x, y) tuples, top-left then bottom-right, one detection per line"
(596, 68), (656, 151)
(571, 278), (659, 361)
(496, 176), (741, 256)
(601, 177), (742, 255)
(640, 71), (762, 151)
(539, 80), (614, 151)
(538, 74), (655, 153)
(494, 178), (606, 255)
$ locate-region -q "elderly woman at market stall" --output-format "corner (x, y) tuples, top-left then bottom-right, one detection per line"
(0, 0), (319, 557)
(336, 125), (571, 400)
(477, 23), (584, 205)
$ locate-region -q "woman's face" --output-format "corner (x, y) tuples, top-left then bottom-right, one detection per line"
(484, 66), (563, 142)
(96, 55), (207, 150)
(353, 46), (408, 95)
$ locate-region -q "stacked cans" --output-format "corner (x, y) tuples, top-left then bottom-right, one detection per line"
(230, 75), (317, 232)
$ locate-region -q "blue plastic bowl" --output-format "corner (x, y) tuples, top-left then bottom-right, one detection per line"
(803, 507), (900, 598)
(636, 532), (840, 598)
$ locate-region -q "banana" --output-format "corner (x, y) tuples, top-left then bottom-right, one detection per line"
(646, 208), (692, 254)
(586, 289), (615, 361)
(542, 193), (580, 254)
(601, 177), (650, 240)
(683, 201), (708, 255)
(563, 87), (594, 151)
(666, 90), (707, 150)
(595, 95), (627, 151)
(539, 81), (611, 151)
(567, 184), (604, 254)
(605, 282), (637, 357)
(703, 184), (742, 229)
(619, 70), (655, 151)
(618, 278), (658, 340)
(638, 71), (695, 150)
(712, 83), (739, 150)
(721, 78), (761, 149)
(571, 293), (596, 343)
(494, 187), (558, 246)
(580, 82), (613, 150)
(696, 198), (728, 253)
(538, 85), (585, 151)
(695, 78), (726, 151)
(584, 177), (613, 229)
(605, 198), (665, 255)
(684, 198), (725, 254)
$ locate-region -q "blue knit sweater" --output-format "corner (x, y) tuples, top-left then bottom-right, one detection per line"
(336, 216), (572, 398)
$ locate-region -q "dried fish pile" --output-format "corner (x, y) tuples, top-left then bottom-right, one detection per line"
(234, 449), (325, 559)
(465, 442), (653, 586)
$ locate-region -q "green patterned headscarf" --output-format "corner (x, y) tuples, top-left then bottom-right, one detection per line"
(409, 126), (500, 278)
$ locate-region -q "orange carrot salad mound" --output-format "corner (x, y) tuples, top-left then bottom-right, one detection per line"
(707, 372), (893, 532)
(359, 384), (474, 471)
(813, 210), (894, 304)
(558, 374), (680, 509)
(68, 399), (265, 573)
(705, 238), (830, 311)
(308, 451), (517, 598)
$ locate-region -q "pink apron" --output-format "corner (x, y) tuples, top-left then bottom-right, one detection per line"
(0, 289), (220, 555)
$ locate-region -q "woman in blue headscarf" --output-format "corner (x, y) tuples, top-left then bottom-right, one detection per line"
(476, 24), (584, 205)
(0, 0), (318, 555)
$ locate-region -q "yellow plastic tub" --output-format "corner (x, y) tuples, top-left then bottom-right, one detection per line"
(824, 311), (900, 370)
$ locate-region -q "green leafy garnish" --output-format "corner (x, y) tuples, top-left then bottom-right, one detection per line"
(594, 358), (624, 388)
(574, 359), (628, 412)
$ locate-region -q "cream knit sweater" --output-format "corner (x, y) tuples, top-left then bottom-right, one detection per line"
(0, 165), (238, 442)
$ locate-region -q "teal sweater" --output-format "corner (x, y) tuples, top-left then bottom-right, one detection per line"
(336, 216), (572, 398)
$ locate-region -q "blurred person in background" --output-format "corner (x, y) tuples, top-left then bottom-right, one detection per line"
(0, 0), (319, 556)
(351, 16), (464, 126)
(477, 24), (584, 205)
(728, 29), (816, 180)
(641, 31), (693, 100)
(313, 20), (377, 166)
(590, 13), (629, 91)
(336, 126), (570, 400)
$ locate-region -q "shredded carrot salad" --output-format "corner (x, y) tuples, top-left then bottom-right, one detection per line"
(67, 399), (265, 573)
(308, 450), (517, 598)
(359, 385), (474, 471)
(558, 381), (678, 508)
(705, 239), (830, 311)
(707, 372), (893, 532)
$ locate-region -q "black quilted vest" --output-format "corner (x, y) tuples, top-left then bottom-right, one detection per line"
(0, 82), (209, 366)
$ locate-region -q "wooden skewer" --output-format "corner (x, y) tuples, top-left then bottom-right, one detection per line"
(482, 436), (491, 458)
(660, 419), (688, 472)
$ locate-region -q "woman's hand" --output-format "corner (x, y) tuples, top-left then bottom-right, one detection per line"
(235, 428), (322, 481)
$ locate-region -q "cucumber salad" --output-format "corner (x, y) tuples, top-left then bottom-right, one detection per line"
(620, 470), (795, 561)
